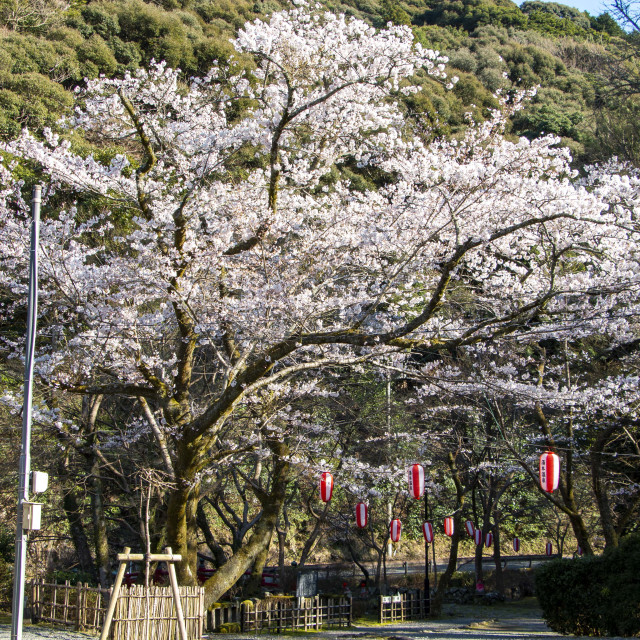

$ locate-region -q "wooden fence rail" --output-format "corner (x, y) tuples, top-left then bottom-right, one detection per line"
(241, 596), (351, 633)
(29, 580), (204, 640)
(208, 602), (242, 631)
(379, 590), (426, 623)
(31, 579), (110, 632)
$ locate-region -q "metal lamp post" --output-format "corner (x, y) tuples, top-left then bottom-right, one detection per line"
(11, 186), (41, 640)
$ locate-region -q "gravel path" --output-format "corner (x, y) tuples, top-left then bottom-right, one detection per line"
(0, 600), (631, 640)
(0, 625), (98, 640)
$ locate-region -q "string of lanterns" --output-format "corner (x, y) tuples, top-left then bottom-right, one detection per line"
(319, 452), (564, 550)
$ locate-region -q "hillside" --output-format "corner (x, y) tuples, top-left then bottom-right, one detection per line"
(0, 0), (637, 165)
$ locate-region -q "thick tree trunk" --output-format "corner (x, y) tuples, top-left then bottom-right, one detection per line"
(84, 395), (110, 587)
(493, 523), (503, 595)
(90, 462), (110, 587)
(245, 543), (270, 596)
(166, 483), (199, 585)
(433, 452), (465, 615)
(62, 487), (95, 577)
(201, 449), (290, 606)
(566, 510), (593, 555)
(432, 515), (461, 615)
(591, 425), (619, 548)
(474, 534), (483, 586)
(58, 434), (95, 579)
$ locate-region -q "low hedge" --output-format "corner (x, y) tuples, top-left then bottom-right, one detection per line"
(535, 533), (640, 636)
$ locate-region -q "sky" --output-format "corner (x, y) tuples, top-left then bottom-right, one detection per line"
(518, 0), (611, 16)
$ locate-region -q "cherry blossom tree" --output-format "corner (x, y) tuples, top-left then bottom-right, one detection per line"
(1, 1), (639, 603)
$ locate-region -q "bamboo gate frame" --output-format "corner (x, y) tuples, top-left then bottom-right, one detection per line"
(29, 580), (204, 639)
(99, 547), (189, 640)
(30, 546), (203, 640)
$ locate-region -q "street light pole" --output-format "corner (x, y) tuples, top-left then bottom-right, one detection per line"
(11, 185), (41, 640)
(424, 491), (430, 615)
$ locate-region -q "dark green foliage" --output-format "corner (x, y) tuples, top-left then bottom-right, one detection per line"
(417, 0), (528, 32)
(77, 34), (119, 77)
(116, 0), (196, 70)
(0, 0), (634, 166)
(380, 0), (411, 26)
(0, 525), (13, 608)
(0, 524), (12, 563)
(512, 102), (585, 139)
(589, 96), (640, 164)
(520, 1), (591, 30)
(590, 12), (625, 36)
(536, 534), (640, 637)
(0, 72), (73, 137)
(0, 558), (11, 609)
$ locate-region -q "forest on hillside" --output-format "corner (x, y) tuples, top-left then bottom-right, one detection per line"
(0, 0), (639, 612)
(0, 0), (639, 162)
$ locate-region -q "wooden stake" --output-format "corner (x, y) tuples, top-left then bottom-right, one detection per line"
(165, 547), (188, 640)
(100, 546), (129, 640)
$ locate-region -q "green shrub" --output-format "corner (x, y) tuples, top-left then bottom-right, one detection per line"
(77, 34), (118, 77)
(0, 525), (13, 562)
(0, 527), (13, 609)
(536, 533), (640, 637)
(0, 557), (12, 609)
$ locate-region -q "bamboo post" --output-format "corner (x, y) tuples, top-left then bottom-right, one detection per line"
(94, 588), (100, 630)
(315, 595), (320, 630)
(52, 581), (57, 623)
(165, 547), (187, 640)
(76, 582), (82, 630)
(37, 578), (43, 622)
(63, 581), (70, 625)
(30, 581), (36, 623)
(100, 546), (130, 640)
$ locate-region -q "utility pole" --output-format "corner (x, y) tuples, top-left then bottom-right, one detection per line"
(11, 185), (41, 640)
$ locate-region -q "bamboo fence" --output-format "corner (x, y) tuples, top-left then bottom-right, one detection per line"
(29, 580), (204, 639)
(379, 590), (426, 623)
(31, 579), (109, 632)
(241, 596), (351, 632)
(111, 585), (204, 640)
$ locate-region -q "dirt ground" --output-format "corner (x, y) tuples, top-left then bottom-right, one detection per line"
(2, 598), (633, 640)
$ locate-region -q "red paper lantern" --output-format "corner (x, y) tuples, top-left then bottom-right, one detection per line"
(485, 532), (493, 548)
(513, 537), (520, 553)
(539, 451), (560, 492)
(465, 520), (475, 536)
(390, 518), (402, 543)
(474, 529), (482, 546)
(422, 522), (434, 544)
(408, 464), (425, 499)
(355, 502), (368, 529)
(546, 542), (553, 556)
(320, 472), (333, 502)
(444, 516), (454, 537)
